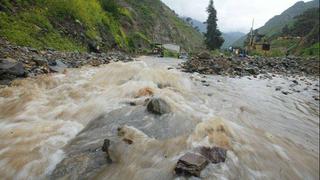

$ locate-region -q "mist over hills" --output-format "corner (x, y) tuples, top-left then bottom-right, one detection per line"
(181, 17), (245, 49)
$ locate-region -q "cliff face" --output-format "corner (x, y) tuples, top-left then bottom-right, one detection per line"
(0, 0), (204, 52)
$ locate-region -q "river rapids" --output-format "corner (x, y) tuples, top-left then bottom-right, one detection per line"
(0, 56), (319, 180)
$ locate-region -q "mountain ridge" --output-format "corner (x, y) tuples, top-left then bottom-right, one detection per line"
(233, 0), (319, 47)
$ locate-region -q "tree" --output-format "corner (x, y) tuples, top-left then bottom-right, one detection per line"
(204, 0), (224, 50)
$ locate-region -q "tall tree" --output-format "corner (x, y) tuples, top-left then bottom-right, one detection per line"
(204, 0), (224, 50)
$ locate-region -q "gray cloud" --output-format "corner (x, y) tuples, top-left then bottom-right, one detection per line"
(161, 0), (310, 33)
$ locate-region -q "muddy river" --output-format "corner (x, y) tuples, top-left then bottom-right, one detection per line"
(0, 56), (318, 180)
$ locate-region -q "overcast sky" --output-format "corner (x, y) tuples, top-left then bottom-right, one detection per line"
(161, 0), (311, 33)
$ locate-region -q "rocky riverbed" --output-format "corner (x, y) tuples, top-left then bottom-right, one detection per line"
(0, 38), (133, 85)
(181, 52), (319, 77)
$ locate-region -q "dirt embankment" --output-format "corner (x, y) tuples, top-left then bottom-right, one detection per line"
(181, 53), (319, 77)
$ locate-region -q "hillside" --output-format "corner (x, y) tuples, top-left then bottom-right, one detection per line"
(0, 0), (204, 53)
(181, 17), (206, 33)
(221, 32), (245, 49)
(233, 0), (319, 47)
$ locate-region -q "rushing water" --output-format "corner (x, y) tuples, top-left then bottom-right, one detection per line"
(0, 56), (319, 180)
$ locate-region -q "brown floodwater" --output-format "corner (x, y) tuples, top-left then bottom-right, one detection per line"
(0, 56), (319, 179)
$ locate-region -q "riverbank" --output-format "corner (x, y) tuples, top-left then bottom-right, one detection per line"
(0, 38), (133, 86)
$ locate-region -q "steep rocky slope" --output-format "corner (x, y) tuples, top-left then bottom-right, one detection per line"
(0, 0), (204, 53)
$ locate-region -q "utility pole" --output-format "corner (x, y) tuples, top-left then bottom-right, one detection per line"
(249, 18), (255, 47)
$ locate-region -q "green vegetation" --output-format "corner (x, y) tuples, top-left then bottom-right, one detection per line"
(163, 49), (179, 58)
(234, 1), (319, 57)
(0, 0), (204, 53)
(0, 7), (85, 51)
(233, 0), (319, 47)
(301, 43), (320, 56)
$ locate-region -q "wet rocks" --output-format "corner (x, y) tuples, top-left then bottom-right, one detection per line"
(175, 152), (209, 177)
(102, 139), (112, 163)
(197, 51), (211, 60)
(175, 146), (228, 177)
(147, 98), (171, 115)
(0, 58), (25, 77)
(49, 60), (67, 73)
(102, 139), (110, 153)
(282, 91), (290, 95)
(198, 146), (227, 164)
(313, 95), (320, 101)
(292, 80), (299, 85)
(275, 86), (282, 91)
(0, 58), (26, 84)
(245, 67), (259, 75)
(32, 56), (48, 66)
(181, 55), (319, 77)
(0, 38), (133, 85)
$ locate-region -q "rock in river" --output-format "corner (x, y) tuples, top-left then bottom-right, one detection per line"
(147, 98), (171, 115)
(175, 152), (209, 177)
(49, 60), (67, 73)
(198, 146), (227, 164)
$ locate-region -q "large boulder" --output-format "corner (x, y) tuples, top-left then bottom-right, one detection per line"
(175, 152), (209, 177)
(174, 146), (228, 178)
(147, 98), (171, 115)
(0, 58), (26, 77)
(49, 60), (68, 73)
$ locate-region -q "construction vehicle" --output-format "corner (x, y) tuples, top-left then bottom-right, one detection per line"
(151, 43), (164, 57)
(246, 19), (270, 55)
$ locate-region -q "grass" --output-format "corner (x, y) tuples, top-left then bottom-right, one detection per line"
(0, 10), (85, 51)
(0, 0), (204, 53)
(301, 42), (320, 57)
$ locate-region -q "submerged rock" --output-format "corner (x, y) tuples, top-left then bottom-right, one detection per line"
(102, 139), (110, 153)
(198, 146), (227, 164)
(147, 98), (171, 115)
(282, 91), (290, 95)
(175, 152), (209, 177)
(136, 87), (154, 97)
(175, 146), (228, 177)
(102, 139), (112, 163)
(275, 86), (282, 91)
